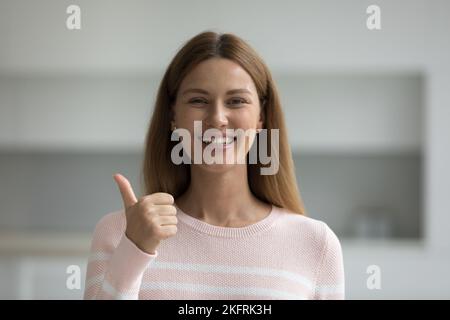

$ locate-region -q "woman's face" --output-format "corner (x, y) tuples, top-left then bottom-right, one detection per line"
(172, 57), (263, 172)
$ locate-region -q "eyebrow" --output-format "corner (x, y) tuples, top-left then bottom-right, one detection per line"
(181, 88), (252, 96)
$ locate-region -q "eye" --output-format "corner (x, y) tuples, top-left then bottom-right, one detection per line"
(228, 98), (248, 106)
(189, 98), (208, 105)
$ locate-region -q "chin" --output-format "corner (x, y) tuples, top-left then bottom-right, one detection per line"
(195, 161), (246, 173)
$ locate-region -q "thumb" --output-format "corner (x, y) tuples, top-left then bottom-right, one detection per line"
(113, 173), (138, 210)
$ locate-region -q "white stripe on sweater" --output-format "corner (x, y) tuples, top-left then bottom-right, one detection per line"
(101, 280), (138, 300)
(87, 252), (344, 295)
(140, 281), (307, 300)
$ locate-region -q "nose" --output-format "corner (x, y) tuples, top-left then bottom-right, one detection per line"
(204, 100), (229, 129)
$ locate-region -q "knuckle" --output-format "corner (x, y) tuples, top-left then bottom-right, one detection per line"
(148, 215), (159, 225)
(147, 206), (157, 215)
(157, 229), (168, 239)
(149, 224), (160, 236)
(159, 226), (176, 240)
(169, 206), (177, 215)
(153, 192), (174, 204)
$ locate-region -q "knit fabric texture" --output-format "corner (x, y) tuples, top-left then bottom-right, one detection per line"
(84, 204), (345, 300)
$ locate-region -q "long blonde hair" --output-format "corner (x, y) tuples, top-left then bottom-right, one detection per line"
(141, 31), (305, 215)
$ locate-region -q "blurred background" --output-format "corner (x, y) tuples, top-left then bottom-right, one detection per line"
(0, 0), (449, 299)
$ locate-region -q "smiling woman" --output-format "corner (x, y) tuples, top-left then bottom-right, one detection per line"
(83, 31), (345, 300)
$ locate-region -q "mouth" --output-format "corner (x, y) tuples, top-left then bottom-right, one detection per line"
(199, 135), (237, 147)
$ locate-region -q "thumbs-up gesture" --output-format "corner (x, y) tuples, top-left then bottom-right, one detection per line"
(113, 173), (178, 255)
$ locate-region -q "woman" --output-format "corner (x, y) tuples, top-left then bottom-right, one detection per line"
(84, 31), (345, 300)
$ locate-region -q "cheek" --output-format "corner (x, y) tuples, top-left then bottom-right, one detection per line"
(231, 108), (261, 128)
(173, 109), (202, 142)
(174, 107), (204, 127)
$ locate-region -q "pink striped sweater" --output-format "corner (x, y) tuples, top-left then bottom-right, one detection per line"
(84, 204), (345, 300)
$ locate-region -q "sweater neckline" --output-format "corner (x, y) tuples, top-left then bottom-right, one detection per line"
(175, 203), (279, 238)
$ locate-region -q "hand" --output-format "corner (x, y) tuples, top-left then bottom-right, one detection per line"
(113, 173), (178, 254)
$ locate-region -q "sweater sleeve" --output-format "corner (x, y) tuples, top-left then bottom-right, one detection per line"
(313, 222), (345, 300)
(83, 212), (158, 300)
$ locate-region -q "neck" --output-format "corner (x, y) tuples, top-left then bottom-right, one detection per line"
(176, 164), (270, 226)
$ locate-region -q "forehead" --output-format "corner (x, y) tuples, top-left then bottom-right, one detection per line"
(178, 58), (257, 94)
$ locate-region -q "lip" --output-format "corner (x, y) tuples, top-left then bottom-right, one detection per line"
(197, 135), (236, 149)
(198, 134), (235, 139)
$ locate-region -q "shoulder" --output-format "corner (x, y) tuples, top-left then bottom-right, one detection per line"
(273, 206), (342, 252)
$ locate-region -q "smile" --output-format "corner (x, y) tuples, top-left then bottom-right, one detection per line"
(200, 135), (237, 146)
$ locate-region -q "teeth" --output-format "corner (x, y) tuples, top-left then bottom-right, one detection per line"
(201, 136), (234, 144)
